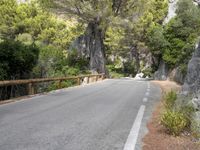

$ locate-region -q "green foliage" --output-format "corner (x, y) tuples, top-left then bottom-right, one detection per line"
(163, 0), (200, 67)
(161, 91), (196, 137)
(123, 61), (137, 75)
(142, 67), (153, 77)
(105, 27), (125, 56)
(0, 0), (85, 80)
(106, 0), (168, 72)
(0, 40), (39, 80)
(106, 55), (137, 78)
(150, 0), (168, 23)
(107, 64), (124, 78)
(32, 45), (67, 78)
(164, 91), (177, 109)
(0, 0), (17, 39)
(161, 110), (188, 136)
(38, 18), (84, 49)
(15, 33), (34, 45)
(147, 24), (169, 56)
(146, 0), (200, 70)
(66, 50), (89, 70)
(33, 46), (90, 79)
(47, 80), (77, 91)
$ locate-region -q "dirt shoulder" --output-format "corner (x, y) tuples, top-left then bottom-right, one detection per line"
(143, 80), (200, 150)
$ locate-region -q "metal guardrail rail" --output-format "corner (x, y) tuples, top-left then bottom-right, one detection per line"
(0, 74), (105, 95)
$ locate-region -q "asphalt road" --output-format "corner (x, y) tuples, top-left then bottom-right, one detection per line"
(0, 79), (161, 150)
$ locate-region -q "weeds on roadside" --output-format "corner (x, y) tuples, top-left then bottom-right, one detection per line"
(161, 91), (195, 136)
(164, 91), (177, 109)
(161, 110), (188, 136)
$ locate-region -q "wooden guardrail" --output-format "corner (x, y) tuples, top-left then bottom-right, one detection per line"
(0, 74), (105, 96)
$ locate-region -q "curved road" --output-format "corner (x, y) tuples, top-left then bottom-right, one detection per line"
(0, 79), (161, 150)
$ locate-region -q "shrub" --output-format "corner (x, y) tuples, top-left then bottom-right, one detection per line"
(142, 67), (153, 77)
(0, 40), (39, 80)
(164, 91), (177, 109)
(161, 110), (189, 136)
(106, 64), (124, 78)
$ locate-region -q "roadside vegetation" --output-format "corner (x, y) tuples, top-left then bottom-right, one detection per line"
(0, 0), (87, 99)
(143, 81), (200, 150)
(161, 91), (199, 138)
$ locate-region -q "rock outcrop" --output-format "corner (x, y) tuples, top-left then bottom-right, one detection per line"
(181, 42), (200, 135)
(70, 22), (106, 74)
(154, 60), (169, 80)
(169, 67), (185, 84)
(194, 0), (200, 5)
(183, 42), (200, 93)
(163, 0), (178, 25)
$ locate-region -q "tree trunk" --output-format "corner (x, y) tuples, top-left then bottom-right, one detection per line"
(85, 22), (106, 73)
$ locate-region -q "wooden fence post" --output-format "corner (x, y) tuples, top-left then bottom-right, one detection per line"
(100, 75), (103, 80)
(28, 83), (34, 95)
(58, 80), (62, 89)
(96, 75), (98, 82)
(77, 77), (81, 85)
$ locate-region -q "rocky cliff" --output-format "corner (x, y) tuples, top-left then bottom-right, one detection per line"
(182, 42), (200, 132)
(183, 42), (200, 93)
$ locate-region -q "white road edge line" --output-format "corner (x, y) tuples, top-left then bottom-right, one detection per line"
(147, 82), (150, 88)
(123, 105), (146, 150)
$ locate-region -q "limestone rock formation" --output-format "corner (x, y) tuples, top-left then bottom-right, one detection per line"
(183, 42), (200, 93)
(192, 95), (200, 111)
(70, 22), (106, 74)
(180, 42), (200, 134)
(163, 0), (178, 25)
(194, 0), (200, 5)
(169, 67), (185, 84)
(154, 60), (169, 80)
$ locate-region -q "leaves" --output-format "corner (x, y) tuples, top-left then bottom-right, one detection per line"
(0, 40), (39, 80)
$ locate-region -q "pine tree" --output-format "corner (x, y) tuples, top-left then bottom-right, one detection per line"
(40, 0), (146, 73)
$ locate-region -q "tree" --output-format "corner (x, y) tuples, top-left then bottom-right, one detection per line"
(163, 0), (200, 67)
(147, 24), (169, 57)
(40, 0), (147, 73)
(0, 40), (39, 80)
(0, 0), (17, 39)
(111, 0), (168, 72)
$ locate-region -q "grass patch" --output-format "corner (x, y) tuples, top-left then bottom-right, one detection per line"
(164, 91), (177, 109)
